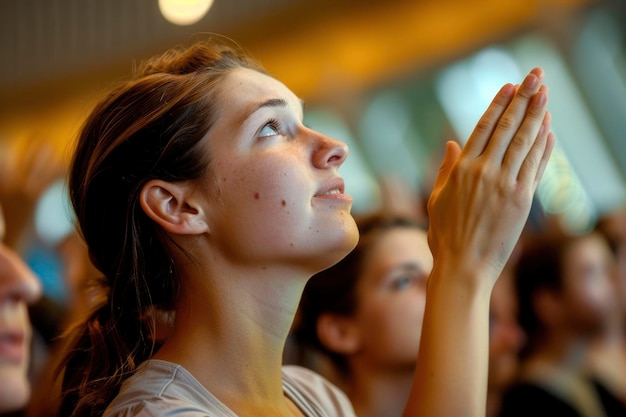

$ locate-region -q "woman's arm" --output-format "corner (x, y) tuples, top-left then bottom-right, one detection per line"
(404, 67), (554, 417)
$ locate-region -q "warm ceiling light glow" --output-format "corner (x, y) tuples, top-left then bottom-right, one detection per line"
(158, 0), (214, 26)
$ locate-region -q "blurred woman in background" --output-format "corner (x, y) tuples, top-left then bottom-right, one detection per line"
(294, 214), (432, 417)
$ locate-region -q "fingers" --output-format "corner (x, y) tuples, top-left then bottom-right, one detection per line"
(462, 83), (516, 159)
(501, 84), (549, 177)
(431, 141), (462, 194)
(535, 132), (556, 186)
(463, 68), (546, 162)
(516, 110), (553, 188)
(484, 68), (545, 163)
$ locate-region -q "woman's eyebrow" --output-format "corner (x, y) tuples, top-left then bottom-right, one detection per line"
(241, 97), (305, 123)
(243, 98), (287, 122)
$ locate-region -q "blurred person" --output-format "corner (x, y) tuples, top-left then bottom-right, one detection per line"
(594, 206), (626, 321)
(0, 135), (101, 417)
(0, 135), (71, 366)
(0, 204), (42, 414)
(293, 214), (432, 417)
(587, 207), (626, 404)
(499, 231), (626, 417)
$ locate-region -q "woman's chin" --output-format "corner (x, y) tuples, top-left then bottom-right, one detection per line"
(317, 225), (359, 272)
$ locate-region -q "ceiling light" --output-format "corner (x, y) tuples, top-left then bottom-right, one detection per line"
(158, 0), (214, 26)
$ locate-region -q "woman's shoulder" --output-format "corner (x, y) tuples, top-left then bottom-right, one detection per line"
(282, 365), (356, 417)
(103, 361), (355, 417)
(103, 359), (236, 417)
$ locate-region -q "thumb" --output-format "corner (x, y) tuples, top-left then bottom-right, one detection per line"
(432, 140), (462, 191)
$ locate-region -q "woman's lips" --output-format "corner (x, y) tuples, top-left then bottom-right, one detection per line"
(0, 331), (26, 363)
(314, 177), (350, 199)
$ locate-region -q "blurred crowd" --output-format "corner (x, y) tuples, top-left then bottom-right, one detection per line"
(1, 135), (625, 417)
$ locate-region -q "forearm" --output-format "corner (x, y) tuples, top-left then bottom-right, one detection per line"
(401, 67), (552, 417)
(403, 264), (493, 417)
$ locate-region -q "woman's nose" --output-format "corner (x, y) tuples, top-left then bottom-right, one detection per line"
(0, 243), (42, 305)
(310, 130), (349, 169)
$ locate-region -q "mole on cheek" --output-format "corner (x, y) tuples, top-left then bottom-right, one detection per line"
(281, 200), (286, 207)
(254, 192), (260, 200)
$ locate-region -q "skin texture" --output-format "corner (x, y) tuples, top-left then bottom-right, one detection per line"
(0, 207), (42, 413)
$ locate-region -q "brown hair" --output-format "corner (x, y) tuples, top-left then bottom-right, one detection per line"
(58, 36), (265, 417)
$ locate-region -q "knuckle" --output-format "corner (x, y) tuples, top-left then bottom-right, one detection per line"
(526, 105), (545, 119)
(474, 118), (493, 135)
(521, 153), (539, 172)
(495, 176), (515, 198)
(471, 161), (493, 180)
(509, 133), (530, 153)
(497, 115), (517, 131)
(516, 88), (534, 100)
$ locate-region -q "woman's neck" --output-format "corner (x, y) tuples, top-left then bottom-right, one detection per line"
(154, 262), (308, 410)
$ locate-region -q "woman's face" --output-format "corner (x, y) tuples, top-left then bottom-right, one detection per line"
(0, 209), (41, 412)
(561, 233), (617, 335)
(350, 227), (432, 370)
(200, 68), (358, 274)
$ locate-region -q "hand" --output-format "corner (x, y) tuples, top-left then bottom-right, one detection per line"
(426, 67), (554, 287)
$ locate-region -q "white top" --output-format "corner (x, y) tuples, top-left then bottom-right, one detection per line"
(103, 359), (356, 417)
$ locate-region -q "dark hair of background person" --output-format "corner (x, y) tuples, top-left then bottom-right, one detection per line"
(292, 213), (426, 374)
(56, 37), (266, 417)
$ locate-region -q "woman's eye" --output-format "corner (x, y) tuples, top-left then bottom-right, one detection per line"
(391, 276), (413, 290)
(258, 120), (281, 138)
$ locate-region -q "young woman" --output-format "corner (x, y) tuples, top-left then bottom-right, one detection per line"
(294, 214), (433, 417)
(0, 204), (42, 414)
(57, 36), (554, 417)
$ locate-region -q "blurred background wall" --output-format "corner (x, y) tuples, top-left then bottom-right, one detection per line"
(0, 0), (625, 301)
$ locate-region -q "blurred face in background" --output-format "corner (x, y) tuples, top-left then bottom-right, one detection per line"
(0, 205), (41, 412)
(560, 233), (617, 336)
(348, 226), (432, 371)
(598, 211), (626, 322)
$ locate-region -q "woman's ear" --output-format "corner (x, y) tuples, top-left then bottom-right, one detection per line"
(140, 179), (209, 235)
(316, 313), (360, 356)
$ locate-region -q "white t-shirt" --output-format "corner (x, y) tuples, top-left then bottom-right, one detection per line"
(103, 359), (356, 417)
